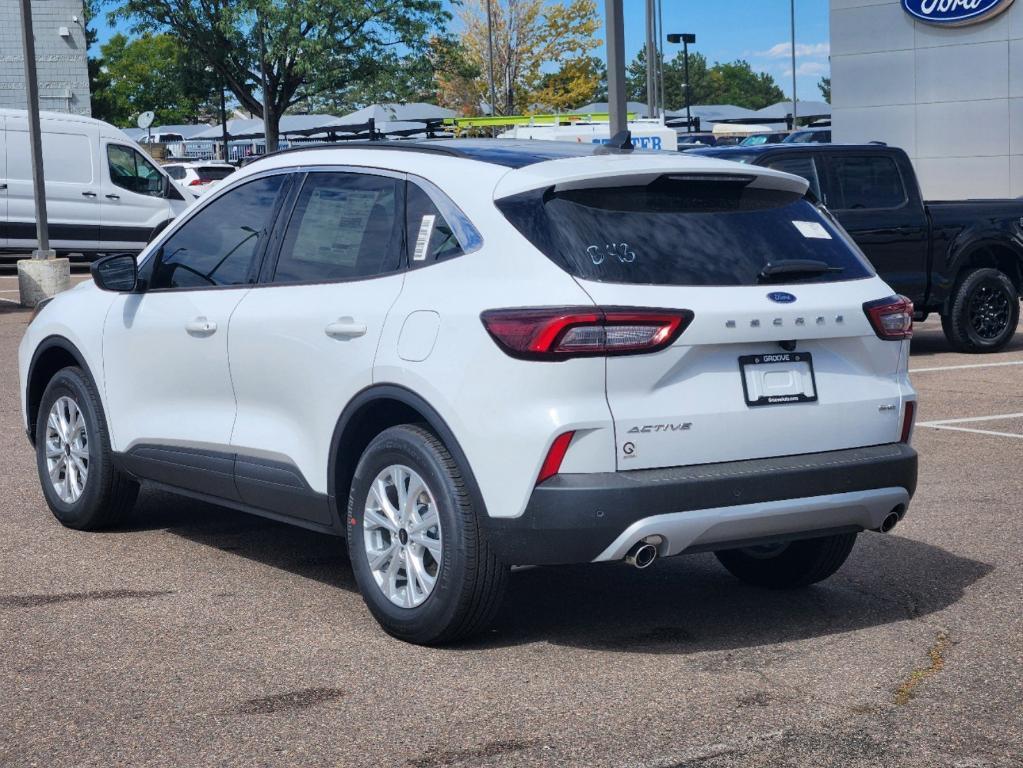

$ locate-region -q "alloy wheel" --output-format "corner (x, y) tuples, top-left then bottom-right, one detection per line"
(969, 281), (1012, 340)
(363, 464), (443, 608)
(45, 396), (89, 504)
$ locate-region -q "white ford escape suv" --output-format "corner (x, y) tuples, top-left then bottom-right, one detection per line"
(19, 140), (918, 644)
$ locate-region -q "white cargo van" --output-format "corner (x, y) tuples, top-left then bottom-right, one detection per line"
(0, 109), (191, 257)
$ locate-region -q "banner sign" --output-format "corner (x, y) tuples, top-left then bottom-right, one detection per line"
(902, 0), (1015, 26)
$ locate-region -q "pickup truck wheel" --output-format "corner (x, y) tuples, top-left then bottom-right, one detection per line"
(346, 425), (508, 645)
(714, 533), (857, 589)
(942, 268), (1019, 353)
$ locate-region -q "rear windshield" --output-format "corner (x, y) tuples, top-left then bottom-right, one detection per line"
(198, 167), (235, 181)
(496, 175), (873, 287)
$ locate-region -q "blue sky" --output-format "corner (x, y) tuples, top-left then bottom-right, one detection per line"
(95, 0), (831, 103)
(605, 0), (831, 100)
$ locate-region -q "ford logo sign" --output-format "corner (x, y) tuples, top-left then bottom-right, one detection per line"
(902, 0), (1015, 26)
(768, 292), (797, 304)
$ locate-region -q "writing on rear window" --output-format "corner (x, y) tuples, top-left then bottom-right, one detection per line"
(586, 243), (636, 265)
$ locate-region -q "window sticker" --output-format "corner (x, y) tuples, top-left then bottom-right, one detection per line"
(413, 214), (436, 261)
(792, 220), (832, 240)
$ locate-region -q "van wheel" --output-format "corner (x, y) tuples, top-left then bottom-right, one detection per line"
(942, 268), (1019, 353)
(346, 425), (508, 645)
(714, 533), (857, 589)
(35, 367), (139, 530)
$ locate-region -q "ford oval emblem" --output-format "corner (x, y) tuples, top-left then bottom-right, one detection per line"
(768, 292), (797, 304)
(902, 0), (1015, 26)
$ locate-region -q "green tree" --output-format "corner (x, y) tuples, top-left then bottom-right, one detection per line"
(535, 56), (606, 111)
(112, 0), (453, 151)
(627, 46), (711, 111)
(627, 47), (784, 111)
(90, 34), (220, 125)
(440, 0), (602, 115)
(818, 76), (831, 104)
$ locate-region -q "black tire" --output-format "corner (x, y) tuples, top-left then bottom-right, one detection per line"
(346, 424), (508, 645)
(941, 267), (1019, 353)
(35, 366), (138, 530)
(714, 533), (858, 589)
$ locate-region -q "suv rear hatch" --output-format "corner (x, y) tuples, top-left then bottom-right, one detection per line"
(496, 161), (912, 471)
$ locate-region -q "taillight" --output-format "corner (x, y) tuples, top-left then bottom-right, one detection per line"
(189, 179), (205, 186)
(536, 431), (575, 485)
(481, 307), (692, 360)
(901, 401), (916, 443)
(864, 295), (913, 340)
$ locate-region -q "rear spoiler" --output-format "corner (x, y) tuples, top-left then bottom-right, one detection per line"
(493, 153), (809, 200)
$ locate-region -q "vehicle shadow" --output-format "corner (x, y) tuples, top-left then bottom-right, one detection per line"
(910, 319), (1023, 358)
(471, 533), (991, 654)
(123, 487), (358, 592)
(126, 488), (991, 655)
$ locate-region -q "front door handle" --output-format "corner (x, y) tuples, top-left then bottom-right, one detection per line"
(325, 318), (367, 340)
(81, 191), (97, 198)
(0, 183), (7, 190)
(185, 317), (217, 336)
(106, 194), (120, 200)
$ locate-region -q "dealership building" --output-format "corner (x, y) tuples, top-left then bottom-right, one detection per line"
(0, 0), (90, 116)
(831, 0), (1023, 198)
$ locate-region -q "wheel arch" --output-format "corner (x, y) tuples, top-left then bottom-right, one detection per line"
(25, 336), (99, 447)
(947, 238), (1023, 311)
(328, 385), (489, 528)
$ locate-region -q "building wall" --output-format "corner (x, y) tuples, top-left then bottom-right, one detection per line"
(831, 0), (1022, 199)
(0, 0), (90, 116)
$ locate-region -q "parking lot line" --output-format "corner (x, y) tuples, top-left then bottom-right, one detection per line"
(910, 360), (1023, 373)
(917, 412), (1023, 440)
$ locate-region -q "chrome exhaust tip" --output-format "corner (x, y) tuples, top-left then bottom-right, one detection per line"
(625, 542), (658, 569)
(875, 508), (903, 534)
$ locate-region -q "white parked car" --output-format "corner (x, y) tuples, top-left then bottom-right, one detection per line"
(0, 109), (192, 257)
(19, 140), (919, 644)
(162, 161), (235, 193)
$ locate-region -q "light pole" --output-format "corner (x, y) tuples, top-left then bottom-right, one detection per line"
(485, 0), (498, 117)
(16, 0), (70, 307)
(790, 0), (798, 128)
(605, 0), (627, 138)
(667, 33), (696, 133)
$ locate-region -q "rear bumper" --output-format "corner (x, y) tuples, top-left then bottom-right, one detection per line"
(482, 443), (917, 566)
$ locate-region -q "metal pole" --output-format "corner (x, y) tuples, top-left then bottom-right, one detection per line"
(645, 0), (656, 116)
(258, 14), (274, 153)
(790, 0), (798, 128)
(656, 0), (665, 116)
(605, 0), (627, 137)
(485, 0), (498, 117)
(220, 85), (229, 161)
(684, 41), (692, 134)
(18, 0), (51, 258)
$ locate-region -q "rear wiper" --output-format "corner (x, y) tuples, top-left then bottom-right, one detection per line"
(757, 260), (844, 284)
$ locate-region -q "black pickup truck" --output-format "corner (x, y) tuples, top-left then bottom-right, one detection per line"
(688, 143), (1023, 352)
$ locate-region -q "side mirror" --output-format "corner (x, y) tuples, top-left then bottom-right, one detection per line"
(91, 253), (138, 292)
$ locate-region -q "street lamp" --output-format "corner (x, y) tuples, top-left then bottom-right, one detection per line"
(667, 33), (697, 133)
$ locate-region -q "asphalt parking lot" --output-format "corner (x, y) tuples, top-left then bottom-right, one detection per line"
(1, 272), (1021, 767)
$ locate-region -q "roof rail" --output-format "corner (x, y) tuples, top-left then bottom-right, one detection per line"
(242, 139), (464, 168)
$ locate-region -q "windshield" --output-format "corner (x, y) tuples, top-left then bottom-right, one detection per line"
(198, 167), (235, 181)
(497, 175), (873, 287)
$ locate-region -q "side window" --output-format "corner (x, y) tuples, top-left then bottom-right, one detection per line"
(165, 166), (186, 180)
(831, 155), (907, 211)
(142, 175), (285, 290)
(765, 156), (823, 202)
(406, 183), (464, 267)
(272, 172), (402, 284)
(107, 144), (165, 197)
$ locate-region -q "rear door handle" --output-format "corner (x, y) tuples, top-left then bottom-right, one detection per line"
(106, 194), (120, 200)
(81, 191), (97, 198)
(325, 318), (367, 340)
(185, 317), (217, 336)
(0, 183), (7, 190)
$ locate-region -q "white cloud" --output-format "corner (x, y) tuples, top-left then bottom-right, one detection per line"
(758, 42), (830, 59)
(783, 61), (830, 77)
